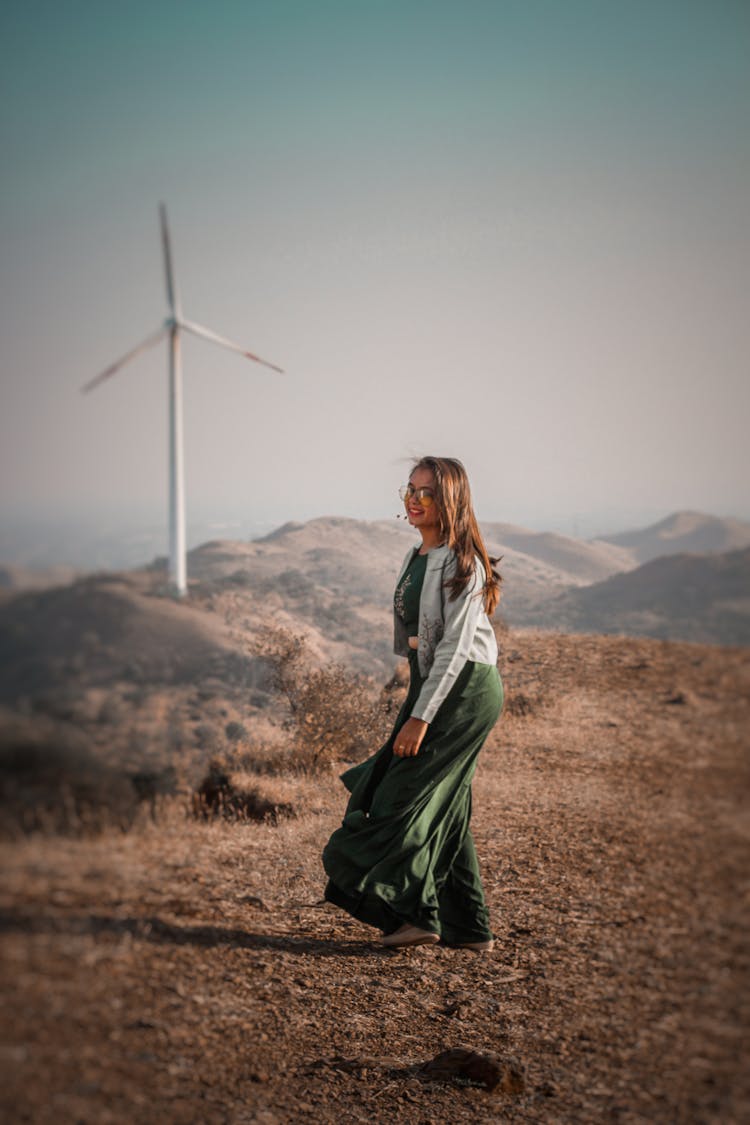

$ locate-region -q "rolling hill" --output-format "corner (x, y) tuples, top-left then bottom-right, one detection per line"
(535, 546), (750, 645)
(481, 522), (635, 583)
(600, 510), (750, 564)
(2, 513), (748, 726)
(185, 516), (639, 638)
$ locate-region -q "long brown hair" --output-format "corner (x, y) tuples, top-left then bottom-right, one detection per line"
(411, 456), (501, 615)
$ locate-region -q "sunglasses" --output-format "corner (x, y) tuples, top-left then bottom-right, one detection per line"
(399, 484), (435, 507)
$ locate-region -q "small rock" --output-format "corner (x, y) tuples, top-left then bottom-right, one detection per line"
(239, 894), (269, 911)
(418, 1048), (524, 1094)
(506, 693), (534, 716)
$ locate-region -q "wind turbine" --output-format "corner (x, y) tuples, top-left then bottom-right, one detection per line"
(82, 204), (283, 597)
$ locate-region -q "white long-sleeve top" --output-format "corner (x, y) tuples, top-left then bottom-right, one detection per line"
(392, 544), (499, 724)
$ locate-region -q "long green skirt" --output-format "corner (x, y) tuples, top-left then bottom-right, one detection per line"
(322, 654), (503, 944)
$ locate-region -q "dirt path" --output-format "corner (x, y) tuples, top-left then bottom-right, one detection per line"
(2, 631), (749, 1123)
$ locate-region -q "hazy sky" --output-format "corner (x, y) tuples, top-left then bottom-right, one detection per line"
(1, 0), (748, 550)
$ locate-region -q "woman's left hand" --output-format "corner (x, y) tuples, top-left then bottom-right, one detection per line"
(393, 717), (429, 757)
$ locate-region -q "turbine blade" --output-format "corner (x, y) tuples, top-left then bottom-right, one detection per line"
(180, 318), (284, 373)
(159, 202), (179, 317)
(81, 326), (167, 393)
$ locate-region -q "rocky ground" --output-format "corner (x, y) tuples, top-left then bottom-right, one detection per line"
(1, 630), (749, 1123)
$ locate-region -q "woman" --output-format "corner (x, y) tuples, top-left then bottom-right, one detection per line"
(323, 456), (503, 951)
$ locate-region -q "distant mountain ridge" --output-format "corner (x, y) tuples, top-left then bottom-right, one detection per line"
(482, 522), (635, 584)
(600, 510), (750, 563)
(1, 512), (748, 665)
(185, 516), (616, 640)
(183, 511), (750, 648)
(537, 546), (750, 646)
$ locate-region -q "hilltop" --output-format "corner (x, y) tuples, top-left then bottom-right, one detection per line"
(186, 509), (750, 646)
(481, 522), (634, 583)
(1, 513), (748, 755)
(537, 546), (750, 646)
(600, 509), (750, 563)
(1, 629), (748, 1122)
(0, 508), (748, 1120)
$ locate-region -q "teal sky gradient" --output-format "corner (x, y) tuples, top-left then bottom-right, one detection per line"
(1, 0), (748, 547)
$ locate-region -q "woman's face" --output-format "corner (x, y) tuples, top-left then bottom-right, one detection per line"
(404, 466), (441, 532)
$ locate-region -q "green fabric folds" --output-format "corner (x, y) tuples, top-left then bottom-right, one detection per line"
(323, 652), (503, 944)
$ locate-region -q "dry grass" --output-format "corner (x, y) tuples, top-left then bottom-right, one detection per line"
(1, 630), (749, 1123)
(247, 626), (393, 773)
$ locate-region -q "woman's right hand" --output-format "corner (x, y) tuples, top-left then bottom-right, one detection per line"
(393, 717), (428, 757)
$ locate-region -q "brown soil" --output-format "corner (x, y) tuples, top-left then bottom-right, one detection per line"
(1, 630), (749, 1123)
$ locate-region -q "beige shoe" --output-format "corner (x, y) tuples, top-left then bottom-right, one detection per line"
(454, 938), (495, 952)
(382, 924), (440, 949)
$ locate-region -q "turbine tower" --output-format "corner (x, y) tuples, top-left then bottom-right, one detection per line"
(82, 204), (283, 597)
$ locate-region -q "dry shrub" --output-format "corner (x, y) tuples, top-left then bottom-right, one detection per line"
(0, 709), (141, 838)
(379, 661), (409, 716)
(504, 691), (537, 717)
(192, 760), (296, 823)
(252, 627), (392, 773)
(192, 756), (295, 823)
